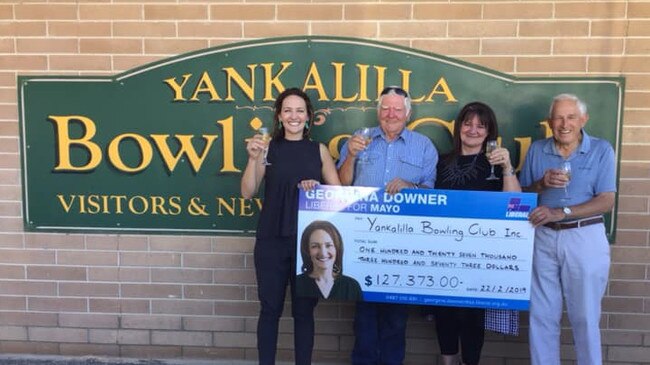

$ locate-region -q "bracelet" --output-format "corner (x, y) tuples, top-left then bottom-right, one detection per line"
(503, 167), (515, 177)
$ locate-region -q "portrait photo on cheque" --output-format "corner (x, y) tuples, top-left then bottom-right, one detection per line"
(296, 220), (363, 301)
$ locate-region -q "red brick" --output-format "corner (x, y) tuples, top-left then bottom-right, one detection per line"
(210, 5), (274, 21)
(214, 301), (259, 317)
(88, 267), (149, 282)
(26, 266), (86, 281)
(483, 3), (552, 19)
(602, 296), (644, 313)
(610, 264), (647, 280)
(0, 21), (46, 36)
(213, 332), (256, 348)
(0, 280), (56, 295)
(0, 55), (47, 70)
(89, 299), (150, 314)
(182, 347), (246, 360)
(48, 21), (111, 37)
(149, 235), (211, 252)
(610, 314), (650, 330)
(49, 55), (112, 71)
(0, 5), (11, 19)
(151, 299), (213, 315)
(183, 316), (245, 332)
(80, 39), (142, 54)
(0, 326), (27, 341)
(0, 311), (57, 326)
(0, 264), (24, 279)
(151, 268), (212, 283)
(120, 252), (181, 267)
(556, 2), (626, 18)
(344, 4), (404, 20)
(120, 345), (181, 358)
(29, 327), (87, 343)
(59, 343), (120, 357)
(0, 296), (26, 311)
(151, 330), (212, 346)
(214, 268), (256, 285)
(0, 340), (59, 354)
(243, 22), (309, 38)
(89, 329), (150, 345)
(178, 22), (241, 38)
(120, 315), (181, 330)
(16, 38), (78, 53)
(612, 230), (648, 246)
(0, 233), (23, 248)
(121, 284), (181, 298)
(144, 5), (207, 20)
(183, 253), (245, 268)
(59, 313), (118, 328)
(15, 4), (77, 20)
(58, 251), (117, 266)
(24, 233), (84, 250)
(184, 284), (245, 300)
(602, 330), (644, 345)
(114, 22), (176, 37)
(59, 282), (119, 297)
(609, 280), (650, 297)
(412, 4), (481, 20)
(144, 38), (208, 55)
(79, 4), (142, 20)
(28, 297), (87, 312)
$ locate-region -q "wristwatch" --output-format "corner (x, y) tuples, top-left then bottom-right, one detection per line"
(562, 206), (572, 218)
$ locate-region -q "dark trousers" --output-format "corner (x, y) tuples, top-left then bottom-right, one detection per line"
(434, 306), (485, 365)
(351, 301), (409, 365)
(254, 237), (318, 365)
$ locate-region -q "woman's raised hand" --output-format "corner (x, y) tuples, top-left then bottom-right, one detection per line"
(245, 134), (267, 160)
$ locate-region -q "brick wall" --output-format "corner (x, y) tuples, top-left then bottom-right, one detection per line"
(1, 1), (649, 364)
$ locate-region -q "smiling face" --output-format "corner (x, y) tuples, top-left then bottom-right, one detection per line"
(308, 229), (337, 272)
(279, 94), (309, 140)
(549, 98), (588, 149)
(459, 114), (489, 155)
(377, 93), (410, 141)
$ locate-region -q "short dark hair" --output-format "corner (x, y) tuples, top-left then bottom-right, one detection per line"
(272, 87), (314, 140)
(299, 220), (344, 275)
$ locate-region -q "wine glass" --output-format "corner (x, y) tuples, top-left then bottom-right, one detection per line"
(259, 127), (271, 166)
(560, 161), (571, 201)
(485, 140), (499, 180)
(355, 128), (372, 164)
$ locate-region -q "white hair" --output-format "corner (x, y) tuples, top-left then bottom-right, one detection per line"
(549, 93), (587, 118)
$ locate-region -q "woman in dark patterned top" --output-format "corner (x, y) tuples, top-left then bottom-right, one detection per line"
(241, 88), (340, 365)
(296, 220), (362, 301)
(433, 101), (521, 365)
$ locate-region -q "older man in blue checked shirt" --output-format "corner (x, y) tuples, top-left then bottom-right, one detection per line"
(337, 86), (438, 365)
(520, 94), (616, 365)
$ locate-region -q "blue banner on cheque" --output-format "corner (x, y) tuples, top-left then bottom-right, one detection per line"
(296, 185), (537, 310)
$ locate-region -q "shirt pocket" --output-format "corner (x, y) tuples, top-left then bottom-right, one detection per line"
(398, 155), (424, 181)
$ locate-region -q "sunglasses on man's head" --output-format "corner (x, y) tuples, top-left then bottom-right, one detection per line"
(380, 86), (409, 98)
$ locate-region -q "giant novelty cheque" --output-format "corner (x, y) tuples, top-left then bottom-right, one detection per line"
(296, 185), (537, 310)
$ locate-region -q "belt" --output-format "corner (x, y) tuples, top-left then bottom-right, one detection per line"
(543, 216), (604, 231)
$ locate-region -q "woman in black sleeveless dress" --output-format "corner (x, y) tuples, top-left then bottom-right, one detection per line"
(241, 88), (340, 365)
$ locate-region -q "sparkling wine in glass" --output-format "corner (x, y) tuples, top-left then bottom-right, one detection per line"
(485, 140), (499, 180)
(259, 127), (271, 166)
(560, 161), (572, 201)
(355, 128), (372, 164)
